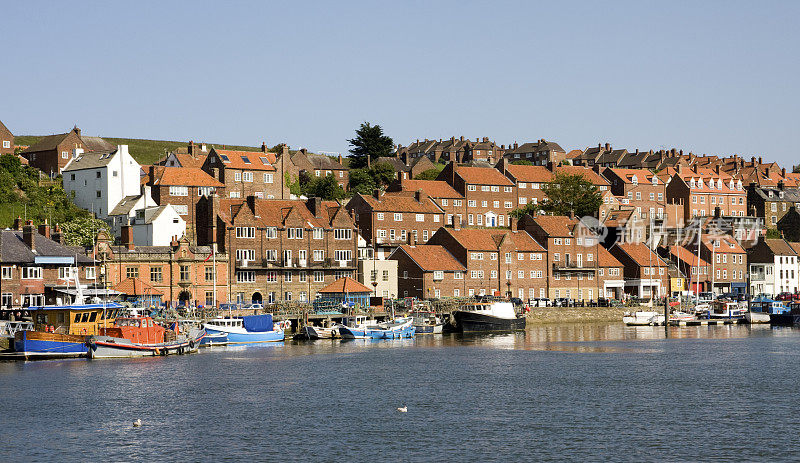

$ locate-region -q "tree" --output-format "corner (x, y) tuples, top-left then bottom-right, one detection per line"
(59, 215), (111, 247)
(347, 122), (394, 169)
(304, 175), (346, 201)
(370, 162), (396, 187)
(348, 168), (377, 195)
(510, 173), (602, 219)
(510, 160), (535, 166)
(414, 168), (440, 180)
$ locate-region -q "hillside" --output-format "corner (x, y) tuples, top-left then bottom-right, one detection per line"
(15, 135), (260, 166)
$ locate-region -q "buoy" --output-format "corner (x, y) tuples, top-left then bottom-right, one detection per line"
(133, 419), (142, 427)
(396, 406), (407, 413)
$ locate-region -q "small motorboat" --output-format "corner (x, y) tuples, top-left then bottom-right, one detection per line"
(622, 311), (662, 326)
(452, 301), (526, 332)
(411, 311), (443, 334)
(669, 311), (695, 322)
(202, 314), (284, 344)
(303, 325), (338, 339)
(339, 317), (415, 339)
(87, 315), (205, 358)
(709, 301), (746, 320)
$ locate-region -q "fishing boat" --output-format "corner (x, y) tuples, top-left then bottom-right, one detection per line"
(751, 297), (795, 325)
(87, 315), (205, 358)
(623, 310), (663, 326)
(13, 302), (124, 359)
(339, 317), (415, 339)
(202, 314), (284, 344)
(709, 301), (747, 320)
(303, 324), (338, 339)
(451, 301), (526, 332)
(411, 311), (443, 334)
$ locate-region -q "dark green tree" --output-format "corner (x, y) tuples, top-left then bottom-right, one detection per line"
(510, 160), (535, 166)
(347, 122), (394, 169)
(510, 173), (602, 219)
(348, 168), (377, 195)
(304, 175), (346, 201)
(414, 168), (440, 180)
(370, 162), (396, 187)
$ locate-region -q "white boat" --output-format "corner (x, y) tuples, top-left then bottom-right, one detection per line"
(669, 311), (695, 322)
(304, 325), (338, 339)
(411, 311), (443, 334)
(202, 314), (284, 344)
(744, 311), (771, 324)
(709, 301), (746, 319)
(623, 311), (663, 326)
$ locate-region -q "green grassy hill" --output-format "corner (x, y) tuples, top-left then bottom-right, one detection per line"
(16, 135), (260, 166)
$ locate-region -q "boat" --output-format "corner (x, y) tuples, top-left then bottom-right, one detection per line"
(339, 317), (415, 339)
(451, 301), (526, 332)
(708, 301), (746, 320)
(411, 311), (443, 334)
(87, 315), (206, 358)
(745, 311), (771, 324)
(303, 324), (338, 339)
(12, 302), (124, 359)
(751, 297), (796, 325)
(202, 314), (284, 344)
(623, 310), (663, 326)
(669, 311), (695, 322)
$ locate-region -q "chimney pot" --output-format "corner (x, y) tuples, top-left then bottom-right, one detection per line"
(23, 223), (36, 251)
(37, 220), (51, 239)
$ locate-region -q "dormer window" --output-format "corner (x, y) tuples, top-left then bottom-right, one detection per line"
(631, 175), (638, 185)
(690, 178), (696, 188)
(716, 179), (722, 189)
(651, 177), (658, 186)
(708, 179), (714, 189)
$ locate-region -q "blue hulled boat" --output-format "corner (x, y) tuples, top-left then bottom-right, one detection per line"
(339, 317), (415, 339)
(202, 314), (284, 344)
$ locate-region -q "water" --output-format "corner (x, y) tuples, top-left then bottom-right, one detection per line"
(1, 324), (799, 462)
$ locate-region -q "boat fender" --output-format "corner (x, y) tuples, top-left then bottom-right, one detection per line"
(189, 339), (196, 350)
(154, 348), (160, 356)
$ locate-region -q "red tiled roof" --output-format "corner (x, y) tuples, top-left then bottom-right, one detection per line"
(171, 152), (206, 168)
(597, 246), (623, 267)
(616, 243), (668, 267)
(394, 179), (461, 198)
(554, 166), (610, 186)
(318, 277), (372, 294)
(504, 164), (553, 183)
(604, 167), (660, 185)
(395, 245), (465, 271)
(456, 166), (514, 186)
(214, 148), (276, 171)
(669, 246), (710, 267)
(358, 193), (443, 214)
(531, 215), (575, 237)
(150, 167), (225, 187)
(114, 277), (162, 296)
(444, 228), (545, 252)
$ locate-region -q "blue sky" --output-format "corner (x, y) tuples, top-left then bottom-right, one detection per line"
(3, 1), (798, 166)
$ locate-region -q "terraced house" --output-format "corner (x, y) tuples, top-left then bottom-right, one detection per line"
(664, 165), (747, 222)
(204, 146), (289, 200)
(385, 178), (464, 227)
(424, 226), (548, 300)
(502, 139), (565, 166)
(212, 197), (358, 304)
(0, 119), (14, 155)
(346, 190), (445, 257)
(388, 244), (466, 299)
(22, 126), (115, 176)
(438, 162), (516, 228)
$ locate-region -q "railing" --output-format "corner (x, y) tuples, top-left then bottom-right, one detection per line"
(0, 321), (34, 336)
(552, 262), (596, 271)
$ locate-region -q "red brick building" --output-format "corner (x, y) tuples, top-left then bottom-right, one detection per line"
(0, 119), (14, 155)
(521, 214), (625, 301)
(211, 197), (358, 304)
(147, 166), (225, 243)
(290, 149), (349, 190)
(437, 162), (516, 228)
(664, 165), (747, 223)
(1, 221), (97, 309)
(204, 147), (290, 200)
(388, 244), (466, 299)
(346, 190), (445, 256)
(608, 243), (669, 299)
(424, 227), (548, 300)
(698, 234), (748, 295)
(21, 127), (114, 176)
(95, 232), (229, 308)
(385, 178), (464, 227)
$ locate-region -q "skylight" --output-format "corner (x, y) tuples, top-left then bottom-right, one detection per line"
(259, 157), (269, 165)
(241, 156), (251, 164)
(219, 154), (230, 163)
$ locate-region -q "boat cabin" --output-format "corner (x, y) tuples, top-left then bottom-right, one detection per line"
(29, 303), (123, 335)
(100, 316), (169, 344)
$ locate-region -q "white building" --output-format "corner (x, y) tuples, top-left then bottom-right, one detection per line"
(62, 145), (142, 219)
(748, 238), (799, 296)
(124, 205), (186, 247)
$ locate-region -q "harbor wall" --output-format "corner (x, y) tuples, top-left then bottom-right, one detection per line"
(526, 306), (628, 325)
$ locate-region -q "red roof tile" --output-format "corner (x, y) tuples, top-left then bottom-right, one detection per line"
(150, 167), (225, 187)
(616, 243), (668, 267)
(214, 148), (276, 171)
(394, 245), (465, 271)
(456, 166), (514, 186)
(394, 179), (461, 198)
(318, 277), (372, 294)
(444, 228), (545, 252)
(114, 277), (163, 296)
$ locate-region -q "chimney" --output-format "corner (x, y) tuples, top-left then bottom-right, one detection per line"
(23, 221), (35, 251)
(246, 195), (256, 212)
(121, 225), (134, 250)
(51, 225), (62, 244)
(261, 142), (267, 153)
(514, 142), (518, 149)
(460, 136), (464, 142)
(12, 216), (23, 230)
(567, 210), (575, 220)
(373, 189), (381, 200)
(715, 165), (720, 174)
(546, 161), (554, 172)
(604, 143), (610, 151)
(38, 220), (51, 239)
(308, 197), (322, 217)
(189, 140), (194, 154)
(778, 180), (785, 191)
(509, 216), (518, 231)
(282, 145), (289, 157)
(338, 154), (343, 165)
(73, 126), (81, 138)
(677, 164), (682, 174)
(635, 149), (639, 154)
(758, 156), (763, 164)
(766, 166), (772, 177)
(782, 167), (786, 177)
(414, 189), (427, 203)
(367, 154), (371, 169)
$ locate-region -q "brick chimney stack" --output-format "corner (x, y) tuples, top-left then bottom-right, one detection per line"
(13, 216), (23, 230)
(261, 142), (267, 153)
(121, 225), (134, 250)
(373, 189), (381, 200)
(38, 220), (51, 239)
(23, 220), (36, 251)
(414, 189), (427, 203)
(51, 225), (62, 244)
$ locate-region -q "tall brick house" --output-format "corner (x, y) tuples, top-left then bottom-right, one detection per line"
(1, 221), (97, 309)
(204, 147), (289, 200)
(21, 126), (115, 176)
(346, 190), (445, 257)
(698, 234), (748, 295)
(424, 226), (548, 300)
(521, 214), (625, 301)
(0, 119), (14, 155)
(503, 139), (565, 166)
(388, 244), (466, 299)
(664, 165), (747, 223)
(602, 167), (667, 220)
(95, 232), (229, 308)
(212, 197), (358, 304)
(147, 166), (225, 243)
(385, 178), (464, 227)
(437, 162), (516, 228)
(608, 243), (669, 299)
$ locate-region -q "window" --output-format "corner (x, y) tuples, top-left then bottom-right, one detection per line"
(150, 267), (162, 282)
(205, 266), (215, 281)
(313, 250), (325, 261)
(314, 271), (324, 282)
(2, 140), (9, 149)
(229, 191), (241, 198)
(1, 267), (12, 279)
(423, 229), (429, 241)
(172, 205), (188, 216)
(236, 227), (256, 238)
(198, 187), (215, 196)
(180, 265), (190, 282)
(287, 228), (304, 239)
(58, 267), (76, 280)
(454, 271), (463, 280)
(169, 186), (188, 196)
(234, 172), (242, 182)
(335, 250), (352, 262)
(236, 271), (256, 283)
(454, 200), (462, 207)
(394, 213), (403, 221)
(441, 199), (448, 206)
(518, 253), (525, 261)
(284, 271), (292, 282)
(96, 190), (102, 198)
(468, 200), (476, 207)
(518, 270), (525, 279)
(124, 266), (138, 279)
(482, 186), (490, 192)
(1, 293), (12, 307)
(468, 185), (477, 191)
(266, 271), (278, 282)
(85, 267), (96, 280)
(236, 249), (256, 261)
(242, 172), (253, 182)
(416, 214), (425, 222)
(264, 173), (273, 183)
(334, 229), (352, 240)
(265, 249), (277, 261)
(206, 291), (214, 306)
(433, 271), (444, 280)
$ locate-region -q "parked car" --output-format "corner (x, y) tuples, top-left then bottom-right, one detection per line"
(530, 298), (551, 307)
(243, 303), (264, 311)
(776, 292), (793, 301)
(596, 297), (611, 307)
(510, 297), (525, 307)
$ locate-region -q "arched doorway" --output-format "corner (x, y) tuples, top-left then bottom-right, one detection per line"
(252, 292), (263, 304)
(178, 290), (192, 306)
(485, 212), (497, 227)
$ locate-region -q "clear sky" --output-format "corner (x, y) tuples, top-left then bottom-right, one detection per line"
(3, 1), (798, 166)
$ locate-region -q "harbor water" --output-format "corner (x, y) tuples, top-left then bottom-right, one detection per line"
(1, 323), (799, 462)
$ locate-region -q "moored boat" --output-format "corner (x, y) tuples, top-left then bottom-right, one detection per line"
(709, 301), (746, 319)
(303, 325), (338, 339)
(452, 301), (526, 332)
(87, 315), (205, 358)
(623, 310), (662, 326)
(202, 314), (284, 344)
(411, 311), (443, 334)
(339, 317), (415, 339)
